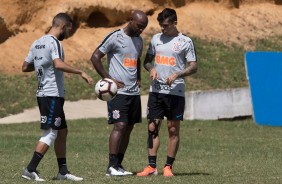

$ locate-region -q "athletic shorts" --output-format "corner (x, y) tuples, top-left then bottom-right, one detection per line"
(107, 94), (142, 124)
(37, 97), (67, 130)
(147, 92), (185, 121)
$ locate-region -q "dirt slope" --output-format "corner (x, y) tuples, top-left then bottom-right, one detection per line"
(0, 0), (282, 74)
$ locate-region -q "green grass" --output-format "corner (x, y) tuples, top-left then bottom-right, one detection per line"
(1, 118), (282, 183)
(1, 35), (282, 118)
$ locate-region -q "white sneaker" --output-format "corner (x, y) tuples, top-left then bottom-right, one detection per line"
(106, 166), (127, 176)
(118, 166), (133, 175)
(56, 172), (83, 181)
(21, 169), (45, 181)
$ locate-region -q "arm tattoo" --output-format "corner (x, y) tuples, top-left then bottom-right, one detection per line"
(176, 61), (197, 78)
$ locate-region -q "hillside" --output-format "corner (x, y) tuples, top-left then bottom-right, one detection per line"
(0, 0), (282, 74)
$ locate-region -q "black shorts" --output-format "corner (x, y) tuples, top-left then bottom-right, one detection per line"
(107, 94), (142, 124)
(37, 97), (67, 130)
(147, 92), (185, 121)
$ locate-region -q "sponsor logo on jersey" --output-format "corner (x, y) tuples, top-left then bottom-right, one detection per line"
(153, 80), (172, 91)
(155, 54), (176, 66)
(123, 58), (137, 67)
(35, 45), (45, 49)
(34, 56), (43, 61)
(125, 83), (139, 93)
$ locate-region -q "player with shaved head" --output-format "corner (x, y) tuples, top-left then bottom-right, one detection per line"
(91, 10), (148, 176)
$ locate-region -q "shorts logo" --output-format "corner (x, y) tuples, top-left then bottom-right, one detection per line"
(54, 117), (62, 127)
(40, 116), (47, 124)
(112, 110), (120, 119)
(176, 114), (183, 119)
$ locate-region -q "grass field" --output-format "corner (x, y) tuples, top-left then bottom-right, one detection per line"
(1, 118), (282, 184)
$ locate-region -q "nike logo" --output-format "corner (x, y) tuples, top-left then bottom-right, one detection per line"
(122, 45), (127, 48)
(156, 43), (163, 46)
(176, 114), (182, 119)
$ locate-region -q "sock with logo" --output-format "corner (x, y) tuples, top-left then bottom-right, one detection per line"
(148, 156), (157, 168)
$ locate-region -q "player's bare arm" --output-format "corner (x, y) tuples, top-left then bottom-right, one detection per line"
(144, 53), (159, 80)
(22, 61), (35, 72)
(53, 58), (93, 85)
(91, 49), (124, 88)
(165, 61), (197, 85)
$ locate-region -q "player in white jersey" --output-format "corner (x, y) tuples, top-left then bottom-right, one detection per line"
(91, 10), (148, 176)
(137, 8), (197, 177)
(21, 13), (93, 181)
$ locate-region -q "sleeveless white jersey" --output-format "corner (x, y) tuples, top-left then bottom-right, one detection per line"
(25, 35), (65, 97)
(147, 33), (197, 97)
(98, 29), (143, 95)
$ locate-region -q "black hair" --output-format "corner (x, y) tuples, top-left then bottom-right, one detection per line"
(52, 13), (73, 27)
(157, 8), (177, 23)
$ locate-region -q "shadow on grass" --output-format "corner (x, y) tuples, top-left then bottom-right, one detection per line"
(130, 172), (211, 176)
(174, 172), (210, 176)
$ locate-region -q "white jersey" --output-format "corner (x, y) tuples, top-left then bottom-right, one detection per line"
(25, 35), (65, 97)
(98, 29), (143, 95)
(147, 33), (197, 97)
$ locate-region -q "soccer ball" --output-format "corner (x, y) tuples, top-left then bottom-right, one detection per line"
(94, 78), (117, 101)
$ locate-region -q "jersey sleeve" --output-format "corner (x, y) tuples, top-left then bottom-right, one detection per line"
(25, 47), (34, 63)
(185, 39), (197, 62)
(138, 37), (143, 58)
(98, 32), (115, 54)
(146, 36), (156, 56)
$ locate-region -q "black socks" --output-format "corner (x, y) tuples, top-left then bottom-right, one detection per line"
(57, 158), (68, 175)
(27, 151), (43, 172)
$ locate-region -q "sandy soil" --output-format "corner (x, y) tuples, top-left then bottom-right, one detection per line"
(0, 0), (282, 74)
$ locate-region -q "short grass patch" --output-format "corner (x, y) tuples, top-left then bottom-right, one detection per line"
(1, 118), (282, 183)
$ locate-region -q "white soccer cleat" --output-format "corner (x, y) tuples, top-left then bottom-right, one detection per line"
(106, 166), (128, 176)
(118, 166), (133, 175)
(21, 169), (45, 182)
(56, 172), (83, 181)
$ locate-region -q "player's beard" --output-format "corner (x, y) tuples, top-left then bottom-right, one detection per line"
(58, 33), (65, 41)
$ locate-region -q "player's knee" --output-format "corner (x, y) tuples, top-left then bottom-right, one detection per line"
(148, 123), (156, 132)
(114, 122), (127, 132)
(39, 128), (58, 146)
(148, 119), (160, 137)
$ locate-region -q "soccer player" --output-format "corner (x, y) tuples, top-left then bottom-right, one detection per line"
(137, 8), (197, 177)
(21, 13), (93, 181)
(90, 10), (148, 176)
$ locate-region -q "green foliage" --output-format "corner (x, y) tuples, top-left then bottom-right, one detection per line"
(1, 35), (282, 118)
(2, 118), (282, 183)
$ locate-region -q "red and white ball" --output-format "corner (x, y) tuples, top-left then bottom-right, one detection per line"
(94, 78), (117, 101)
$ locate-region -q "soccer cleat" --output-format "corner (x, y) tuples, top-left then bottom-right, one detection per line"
(21, 169), (45, 181)
(56, 172), (83, 181)
(163, 166), (174, 177)
(136, 166), (158, 176)
(118, 165), (133, 175)
(106, 166), (128, 176)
